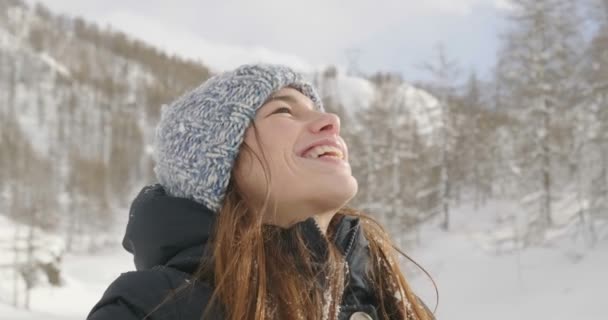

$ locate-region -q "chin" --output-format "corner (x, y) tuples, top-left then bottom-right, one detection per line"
(325, 176), (358, 207)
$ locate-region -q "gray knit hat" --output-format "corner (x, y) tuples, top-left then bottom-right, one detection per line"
(153, 64), (324, 213)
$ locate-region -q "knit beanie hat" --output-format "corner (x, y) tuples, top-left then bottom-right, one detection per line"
(153, 64), (325, 213)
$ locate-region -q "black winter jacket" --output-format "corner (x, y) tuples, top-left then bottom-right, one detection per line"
(87, 185), (409, 320)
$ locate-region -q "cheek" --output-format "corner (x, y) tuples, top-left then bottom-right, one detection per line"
(257, 127), (298, 171)
(235, 121), (301, 201)
(233, 130), (269, 202)
(234, 150), (268, 203)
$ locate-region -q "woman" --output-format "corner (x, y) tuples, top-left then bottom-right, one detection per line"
(87, 64), (436, 320)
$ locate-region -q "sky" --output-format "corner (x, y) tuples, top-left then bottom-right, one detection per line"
(26, 0), (512, 82)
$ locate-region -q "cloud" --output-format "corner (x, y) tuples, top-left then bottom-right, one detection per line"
(492, 0), (515, 10)
(27, 0), (509, 76)
(102, 11), (316, 72)
(421, 0), (510, 14)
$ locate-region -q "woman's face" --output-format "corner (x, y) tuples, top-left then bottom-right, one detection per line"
(234, 87), (358, 228)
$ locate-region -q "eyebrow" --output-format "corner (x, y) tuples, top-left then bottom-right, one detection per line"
(266, 94), (315, 111)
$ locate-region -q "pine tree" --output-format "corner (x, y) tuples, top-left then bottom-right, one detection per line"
(459, 72), (488, 208)
(579, 3), (608, 242)
(420, 44), (460, 231)
(497, 0), (583, 238)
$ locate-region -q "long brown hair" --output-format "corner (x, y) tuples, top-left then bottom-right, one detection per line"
(192, 124), (436, 320)
(147, 123), (436, 319)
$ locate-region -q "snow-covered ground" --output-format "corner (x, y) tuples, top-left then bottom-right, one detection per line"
(409, 200), (608, 320)
(1, 201), (606, 319)
(1, 246), (132, 320)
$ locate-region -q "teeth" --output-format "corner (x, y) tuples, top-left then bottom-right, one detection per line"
(303, 145), (344, 159)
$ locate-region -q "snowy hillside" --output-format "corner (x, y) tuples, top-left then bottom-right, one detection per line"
(392, 83), (442, 138)
(0, 0), (214, 247)
(314, 70), (443, 140)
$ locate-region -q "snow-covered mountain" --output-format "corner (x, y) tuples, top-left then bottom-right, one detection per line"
(0, 1), (206, 157)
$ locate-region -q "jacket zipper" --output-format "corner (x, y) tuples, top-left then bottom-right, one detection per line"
(343, 223), (360, 258)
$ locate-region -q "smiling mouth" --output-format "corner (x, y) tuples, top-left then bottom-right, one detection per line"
(300, 145), (345, 161)
(300, 145), (348, 166)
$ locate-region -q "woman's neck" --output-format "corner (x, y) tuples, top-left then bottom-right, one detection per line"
(312, 211), (337, 235)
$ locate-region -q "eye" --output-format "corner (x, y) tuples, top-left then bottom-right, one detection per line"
(273, 106), (292, 115)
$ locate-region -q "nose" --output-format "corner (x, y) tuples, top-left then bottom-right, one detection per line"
(309, 112), (341, 135)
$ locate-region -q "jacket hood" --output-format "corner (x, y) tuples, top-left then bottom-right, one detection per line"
(122, 184), (216, 273)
